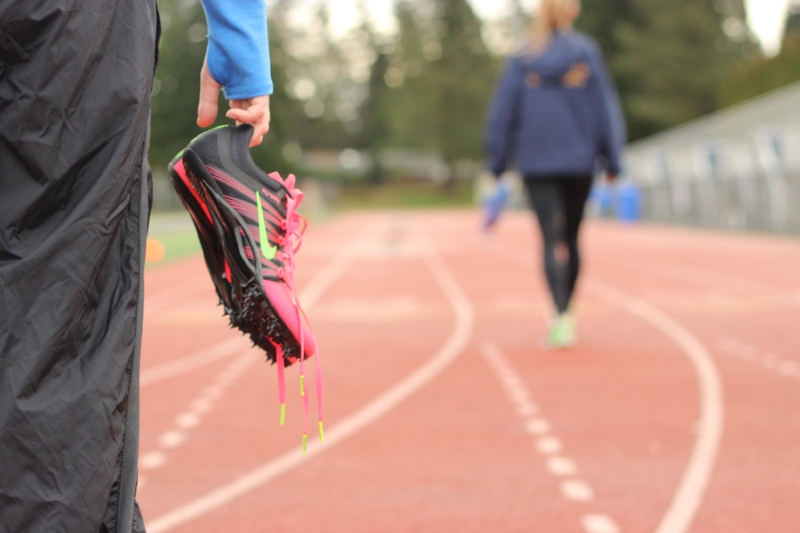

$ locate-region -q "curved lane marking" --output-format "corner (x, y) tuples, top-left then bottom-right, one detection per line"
(146, 230), (474, 533)
(607, 256), (800, 311)
(140, 230), (369, 387)
(589, 279), (724, 533)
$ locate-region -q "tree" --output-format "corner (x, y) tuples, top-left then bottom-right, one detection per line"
(149, 0), (212, 171)
(383, 0), (500, 181)
(785, 0), (800, 39)
(610, 0), (755, 140)
(716, 0), (800, 108)
(432, 0), (499, 167)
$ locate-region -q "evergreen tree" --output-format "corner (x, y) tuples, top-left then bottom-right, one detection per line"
(382, 1), (439, 151)
(574, 0), (639, 60)
(611, 0), (752, 140)
(716, 0), (800, 108)
(432, 0), (499, 169)
(785, 0), (800, 39)
(149, 0), (212, 171)
(383, 0), (499, 181)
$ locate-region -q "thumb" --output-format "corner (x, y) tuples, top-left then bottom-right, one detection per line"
(197, 59), (221, 128)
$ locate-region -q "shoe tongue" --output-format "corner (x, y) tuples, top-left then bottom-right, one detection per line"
(231, 124), (255, 145)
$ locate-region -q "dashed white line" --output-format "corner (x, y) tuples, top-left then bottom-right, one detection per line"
(525, 418), (552, 435)
(191, 398), (212, 413)
(547, 456), (579, 476)
(140, 337), (248, 388)
(590, 280), (724, 533)
(717, 335), (800, 381)
(140, 451), (167, 471)
(481, 342), (617, 532)
(582, 513), (621, 533)
(515, 402), (539, 417)
(146, 227), (475, 533)
(137, 353), (255, 480)
(176, 412), (200, 429)
(761, 353), (779, 369)
(159, 431), (185, 449)
(537, 436), (563, 455)
(561, 479), (594, 501)
(778, 361), (798, 377)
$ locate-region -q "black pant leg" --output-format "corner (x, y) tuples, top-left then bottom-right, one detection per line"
(563, 176), (594, 305)
(524, 178), (571, 314)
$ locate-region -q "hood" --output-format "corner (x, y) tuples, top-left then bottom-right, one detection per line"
(517, 32), (593, 85)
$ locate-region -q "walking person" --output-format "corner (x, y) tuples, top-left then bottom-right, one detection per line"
(485, 0), (625, 348)
(0, 1), (271, 530)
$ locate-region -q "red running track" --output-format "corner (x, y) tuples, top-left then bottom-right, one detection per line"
(137, 211), (800, 533)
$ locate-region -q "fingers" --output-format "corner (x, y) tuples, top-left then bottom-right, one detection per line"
(197, 60), (221, 128)
(196, 65), (271, 147)
(226, 95), (270, 147)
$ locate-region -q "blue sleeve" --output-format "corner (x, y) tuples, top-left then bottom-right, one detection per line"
(484, 59), (524, 177)
(589, 47), (625, 175)
(200, 0), (274, 100)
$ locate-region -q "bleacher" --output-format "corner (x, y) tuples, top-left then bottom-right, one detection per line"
(624, 81), (800, 234)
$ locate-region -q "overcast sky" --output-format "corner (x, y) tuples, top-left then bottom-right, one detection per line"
(321, 0), (792, 57)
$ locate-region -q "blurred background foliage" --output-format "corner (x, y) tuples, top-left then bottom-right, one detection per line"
(149, 0), (800, 208)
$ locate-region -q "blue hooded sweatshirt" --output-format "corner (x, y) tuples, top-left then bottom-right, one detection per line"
(485, 31), (625, 178)
(200, 0), (273, 99)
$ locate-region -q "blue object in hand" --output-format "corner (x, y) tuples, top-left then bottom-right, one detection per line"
(483, 181), (510, 230)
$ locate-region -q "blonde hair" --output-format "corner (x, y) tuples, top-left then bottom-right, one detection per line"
(531, 0), (580, 52)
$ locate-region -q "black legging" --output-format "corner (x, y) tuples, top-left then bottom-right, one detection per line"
(523, 175), (593, 314)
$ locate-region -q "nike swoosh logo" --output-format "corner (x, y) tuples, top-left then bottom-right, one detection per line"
(255, 192), (277, 260)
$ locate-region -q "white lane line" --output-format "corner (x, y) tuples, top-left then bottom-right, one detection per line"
(140, 337), (249, 388)
(144, 276), (211, 316)
(589, 280), (724, 533)
(607, 255), (800, 311)
(525, 418), (552, 435)
(582, 513), (621, 533)
(146, 229), (475, 533)
(547, 456), (579, 476)
(138, 352), (256, 479)
(537, 436), (563, 455)
(561, 479), (595, 502)
(140, 231), (369, 388)
(159, 431), (185, 449)
(176, 413), (200, 429)
(140, 451), (167, 471)
(717, 335), (800, 380)
(778, 361), (799, 377)
(482, 343), (616, 531)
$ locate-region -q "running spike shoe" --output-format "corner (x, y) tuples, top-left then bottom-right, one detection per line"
(168, 125), (323, 444)
(168, 124), (315, 363)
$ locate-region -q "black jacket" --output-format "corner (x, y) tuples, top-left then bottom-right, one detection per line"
(0, 1), (157, 531)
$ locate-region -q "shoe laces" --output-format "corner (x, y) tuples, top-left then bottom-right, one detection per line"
(268, 173), (323, 452)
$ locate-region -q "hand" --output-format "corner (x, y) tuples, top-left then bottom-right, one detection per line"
(197, 59), (271, 148)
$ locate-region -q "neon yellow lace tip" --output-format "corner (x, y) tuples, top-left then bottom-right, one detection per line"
(318, 421), (325, 442)
(302, 434), (308, 454)
(279, 404), (286, 426)
(300, 375), (305, 396)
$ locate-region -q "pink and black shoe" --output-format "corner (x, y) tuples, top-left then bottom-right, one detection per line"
(168, 124), (322, 446)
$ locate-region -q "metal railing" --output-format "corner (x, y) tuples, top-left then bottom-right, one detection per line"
(638, 172), (800, 234)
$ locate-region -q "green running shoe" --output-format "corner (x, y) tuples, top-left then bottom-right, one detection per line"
(545, 313), (576, 349)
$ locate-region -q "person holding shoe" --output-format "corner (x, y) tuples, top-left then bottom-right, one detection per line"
(484, 0), (625, 348)
(0, 0), (271, 530)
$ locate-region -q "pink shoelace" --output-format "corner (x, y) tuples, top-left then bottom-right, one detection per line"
(269, 173), (323, 453)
